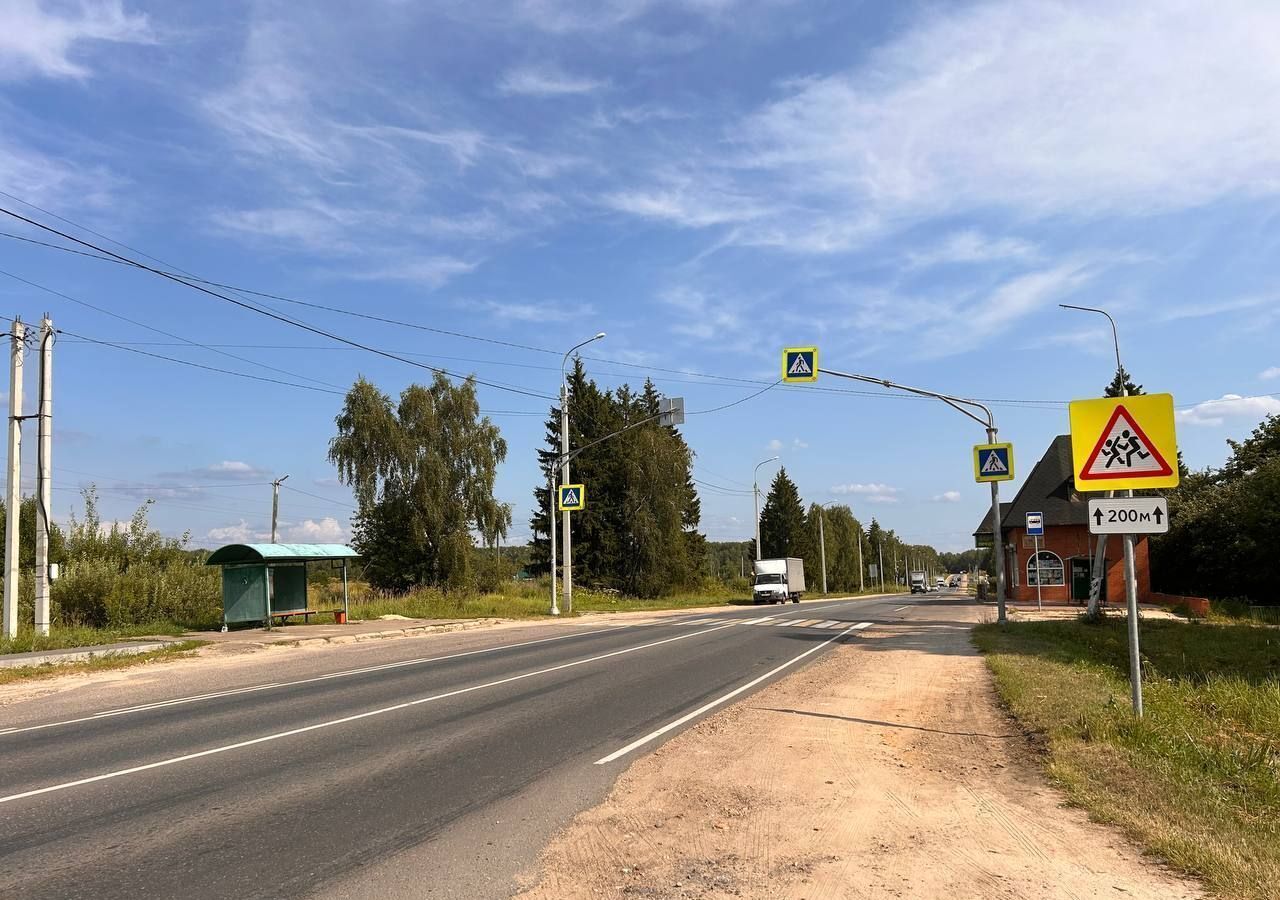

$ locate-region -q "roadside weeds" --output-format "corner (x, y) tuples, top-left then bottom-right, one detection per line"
(0, 641), (207, 686)
(973, 617), (1280, 900)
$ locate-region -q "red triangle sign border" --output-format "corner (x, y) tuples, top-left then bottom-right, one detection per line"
(1079, 404), (1174, 481)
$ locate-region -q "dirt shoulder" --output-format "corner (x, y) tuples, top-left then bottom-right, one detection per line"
(516, 604), (1201, 899)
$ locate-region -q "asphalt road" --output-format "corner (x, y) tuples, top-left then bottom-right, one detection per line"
(0, 592), (930, 899)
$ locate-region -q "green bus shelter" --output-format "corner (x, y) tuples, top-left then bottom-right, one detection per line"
(206, 543), (360, 631)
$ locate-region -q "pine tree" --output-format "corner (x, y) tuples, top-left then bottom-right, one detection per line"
(1104, 367), (1143, 397)
(758, 467), (811, 560)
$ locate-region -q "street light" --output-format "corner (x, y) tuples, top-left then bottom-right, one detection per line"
(557, 332), (606, 616)
(271, 474), (290, 543)
(1060, 303), (1143, 717)
(815, 367), (1008, 622)
(753, 456), (779, 562)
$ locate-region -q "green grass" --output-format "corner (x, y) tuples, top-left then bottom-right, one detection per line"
(0, 640), (207, 685)
(0, 621), (187, 656)
(304, 579), (899, 625)
(973, 617), (1280, 899)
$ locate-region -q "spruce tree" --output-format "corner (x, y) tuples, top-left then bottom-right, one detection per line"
(757, 467), (811, 560)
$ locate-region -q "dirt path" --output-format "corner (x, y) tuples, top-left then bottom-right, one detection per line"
(516, 605), (1201, 899)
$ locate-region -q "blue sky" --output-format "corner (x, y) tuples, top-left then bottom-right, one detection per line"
(0, 0), (1277, 552)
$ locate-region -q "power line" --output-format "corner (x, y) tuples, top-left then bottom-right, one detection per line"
(0, 205), (556, 401)
(59, 329), (347, 395)
(0, 267), (346, 391)
(281, 484), (357, 511)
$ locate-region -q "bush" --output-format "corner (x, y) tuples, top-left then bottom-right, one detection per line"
(52, 557), (221, 629)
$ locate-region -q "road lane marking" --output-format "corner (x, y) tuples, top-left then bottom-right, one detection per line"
(594, 622), (875, 765)
(0, 624), (654, 738)
(0, 618), (764, 805)
(814, 620), (843, 629)
(0, 597), (886, 738)
(894, 606), (909, 611)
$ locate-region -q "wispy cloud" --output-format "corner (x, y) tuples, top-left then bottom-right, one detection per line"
(0, 0), (154, 81)
(160, 461), (271, 482)
(831, 482), (900, 504)
(932, 490), (962, 503)
(1177, 394), (1280, 427)
(346, 257), (478, 288)
(1261, 367), (1280, 381)
(906, 231), (1038, 268)
(498, 63), (607, 97)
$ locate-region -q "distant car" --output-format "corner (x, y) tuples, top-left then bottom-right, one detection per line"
(935, 578), (946, 591)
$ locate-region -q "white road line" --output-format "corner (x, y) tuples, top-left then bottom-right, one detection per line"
(594, 621), (875, 765)
(815, 620), (843, 629)
(0, 619), (751, 806)
(0, 623), (648, 738)
(894, 606), (909, 611)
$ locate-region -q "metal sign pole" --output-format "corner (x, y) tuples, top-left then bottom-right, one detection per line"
(1124, 534), (1143, 716)
(1034, 535), (1042, 612)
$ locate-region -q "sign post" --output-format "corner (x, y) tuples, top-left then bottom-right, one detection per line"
(1026, 512), (1044, 611)
(1070, 394), (1179, 718)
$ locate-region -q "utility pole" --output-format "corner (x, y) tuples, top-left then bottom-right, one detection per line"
(3, 318), (24, 640)
(818, 505), (828, 594)
(893, 546), (898, 591)
(877, 542), (884, 593)
(856, 526), (864, 593)
(271, 474), (289, 543)
(34, 316), (52, 636)
(548, 471), (558, 616)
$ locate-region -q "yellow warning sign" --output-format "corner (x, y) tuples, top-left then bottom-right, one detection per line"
(558, 483), (586, 511)
(1069, 394), (1179, 492)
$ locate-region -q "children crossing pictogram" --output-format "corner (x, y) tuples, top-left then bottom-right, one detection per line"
(1079, 405), (1173, 481)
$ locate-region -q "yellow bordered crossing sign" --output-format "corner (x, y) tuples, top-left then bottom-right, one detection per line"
(1069, 393), (1179, 492)
(782, 347), (818, 383)
(973, 443), (1014, 483)
(558, 484), (586, 511)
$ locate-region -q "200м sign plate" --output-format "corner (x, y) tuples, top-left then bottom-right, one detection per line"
(1087, 498), (1169, 535)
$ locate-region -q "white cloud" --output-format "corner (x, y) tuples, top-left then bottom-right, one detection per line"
(346, 257), (478, 288)
(1260, 367), (1280, 381)
(1177, 394), (1280, 427)
(831, 482), (900, 504)
(207, 520), (256, 543)
(766, 438), (782, 451)
(498, 63), (607, 97)
(166, 461), (270, 482)
(602, 185), (765, 229)
(932, 491), (962, 503)
(0, 0), (153, 81)
(906, 231), (1038, 268)
(791, 438), (808, 450)
(661, 285), (745, 340)
(285, 517), (346, 543)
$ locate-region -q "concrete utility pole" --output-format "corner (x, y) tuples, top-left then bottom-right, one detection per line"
(856, 525), (864, 592)
(270, 474), (289, 543)
(34, 316), (52, 636)
(3, 318), (24, 640)
(817, 501), (836, 595)
(753, 456), (779, 561)
(817, 366), (1008, 622)
(1061, 303), (1142, 716)
(560, 332), (605, 615)
(877, 543), (885, 592)
(548, 471), (558, 616)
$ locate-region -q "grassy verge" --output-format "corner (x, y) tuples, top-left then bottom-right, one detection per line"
(0, 640), (208, 686)
(972, 617), (1280, 899)
(299, 580), (899, 626)
(0, 622), (187, 656)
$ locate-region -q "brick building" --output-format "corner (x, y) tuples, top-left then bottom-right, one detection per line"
(972, 435), (1151, 605)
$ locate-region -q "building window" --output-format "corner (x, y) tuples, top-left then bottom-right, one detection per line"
(1027, 551), (1065, 586)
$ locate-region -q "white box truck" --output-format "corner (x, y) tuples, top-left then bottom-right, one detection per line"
(753, 558), (806, 604)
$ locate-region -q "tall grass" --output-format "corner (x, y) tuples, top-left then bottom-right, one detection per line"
(974, 618), (1280, 899)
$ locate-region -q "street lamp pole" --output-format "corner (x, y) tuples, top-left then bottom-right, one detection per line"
(560, 332), (606, 615)
(817, 367), (1008, 623)
(817, 501), (838, 595)
(753, 456), (779, 562)
(1060, 304), (1142, 717)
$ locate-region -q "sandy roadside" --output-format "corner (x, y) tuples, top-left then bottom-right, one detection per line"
(515, 604), (1202, 900)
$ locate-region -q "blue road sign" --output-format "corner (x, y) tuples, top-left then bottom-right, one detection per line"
(1026, 511), (1044, 536)
(782, 347), (818, 383)
(973, 443), (1014, 483)
(558, 484), (585, 511)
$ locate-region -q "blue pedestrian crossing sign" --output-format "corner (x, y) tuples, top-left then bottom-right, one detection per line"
(973, 443), (1015, 483)
(558, 484), (586, 511)
(782, 347), (818, 383)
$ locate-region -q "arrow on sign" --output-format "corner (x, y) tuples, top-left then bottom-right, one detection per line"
(1093, 508), (1104, 527)
(1154, 506), (1164, 525)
